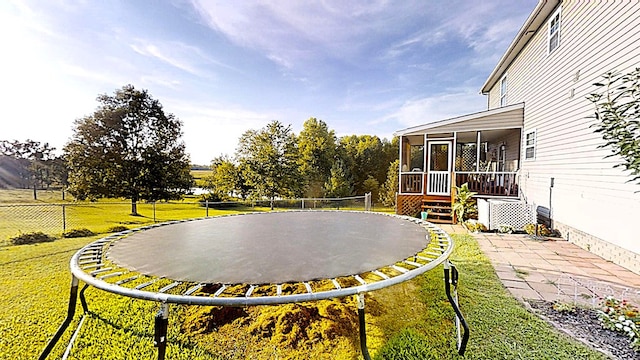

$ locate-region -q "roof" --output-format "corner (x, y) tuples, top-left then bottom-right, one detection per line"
(394, 102), (524, 136)
(480, 0), (561, 94)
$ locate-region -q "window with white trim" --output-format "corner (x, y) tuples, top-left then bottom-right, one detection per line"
(525, 130), (536, 160)
(499, 76), (507, 107)
(548, 7), (561, 54)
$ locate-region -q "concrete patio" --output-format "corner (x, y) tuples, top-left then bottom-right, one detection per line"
(440, 224), (640, 307)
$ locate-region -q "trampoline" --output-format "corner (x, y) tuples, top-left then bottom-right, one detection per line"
(40, 210), (468, 359)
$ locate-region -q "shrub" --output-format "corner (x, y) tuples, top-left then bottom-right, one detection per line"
(9, 232), (56, 245)
(524, 223), (552, 236)
(497, 224), (515, 234)
(452, 183), (477, 223)
(464, 220), (487, 233)
(107, 225), (129, 233)
(62, 228), (96, 238)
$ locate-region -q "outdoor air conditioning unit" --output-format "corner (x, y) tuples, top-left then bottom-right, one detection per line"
(477, 198), (536, 231)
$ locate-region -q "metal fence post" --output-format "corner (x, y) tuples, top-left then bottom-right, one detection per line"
(62, 204), (66, 233)
(205, 200), (209, 217)
(153, 202), (156, 223)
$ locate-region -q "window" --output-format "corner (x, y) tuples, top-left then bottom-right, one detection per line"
(525, 130), (536, 160)
(548, 8), (561, 53)
(500, 76), (507, 106)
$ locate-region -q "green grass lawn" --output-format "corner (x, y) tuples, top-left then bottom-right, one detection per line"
(0, 224), (606, 359)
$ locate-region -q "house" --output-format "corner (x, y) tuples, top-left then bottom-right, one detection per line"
(394, 0), (640, 273)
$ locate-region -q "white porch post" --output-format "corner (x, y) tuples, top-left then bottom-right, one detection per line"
(475, 131), (481, 172)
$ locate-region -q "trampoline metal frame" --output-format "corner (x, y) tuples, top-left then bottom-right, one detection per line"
(39, 211), (469, 359)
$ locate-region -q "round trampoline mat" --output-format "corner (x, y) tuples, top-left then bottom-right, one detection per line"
(107, 211), (429, 285)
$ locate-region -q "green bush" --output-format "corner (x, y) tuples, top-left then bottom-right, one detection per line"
(524, 223), (552, 236)
(107, 225), (129, 233)
(9, 232), (56, 245)
(62, 228), (96, 238)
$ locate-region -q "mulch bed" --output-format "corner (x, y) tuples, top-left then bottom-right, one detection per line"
(526, 299), (639, 359)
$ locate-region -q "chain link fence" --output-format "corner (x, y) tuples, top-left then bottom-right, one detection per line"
(0, 195), (372, 243)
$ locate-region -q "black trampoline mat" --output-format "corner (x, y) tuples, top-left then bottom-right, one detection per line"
(107, 211), (429, 285)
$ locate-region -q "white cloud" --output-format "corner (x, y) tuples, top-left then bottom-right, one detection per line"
(187, 0), (422, 68)
(130, 39), (235, 78)
(381, 89), (487, 129)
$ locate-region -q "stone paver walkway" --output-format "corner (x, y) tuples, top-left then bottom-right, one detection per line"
(439, 224), (640, 306)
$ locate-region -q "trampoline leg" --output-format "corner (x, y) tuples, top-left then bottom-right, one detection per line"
(154, 303), (169, 360)
(79, 284), (90, 313)
(356, 293), (372, 360)
(444, 261), (469, 355)
(38, 276), (79, 360)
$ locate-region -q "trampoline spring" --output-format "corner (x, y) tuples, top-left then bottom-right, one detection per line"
(158, 282), (181, 294)
(416, 255), (435, 262)
(79, 252), (100, 258)
(184, 284), (203, 296)
(331, 279), (342, 290)
(276, 285), (282, 296)
(83, 263), (105, 270)
(422, 251), (441, 257)
(135, 278), (160, 290)
(354, 275), (367, 286)
(303, 282), (313, 294)
(213, 285), (227, 297)
(391, 265), (409, 274)
(372, 270), (390, 280)
(245, 285), (256, 297)
(90, 268), (112, 276)
(403, 260), (422, 268)
(78, 259), (100, 265)
(99, 272), (123, 280)
(115, 275), (139, 285)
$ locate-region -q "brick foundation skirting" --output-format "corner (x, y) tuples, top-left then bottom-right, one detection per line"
(555, 221), (640, 275)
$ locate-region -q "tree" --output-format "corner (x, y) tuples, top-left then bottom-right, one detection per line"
(202, 156), (241, 201)
(236, 121), (302, 209)
(324, 159), (353, 198)
(588, 68), (640, 186)
(297, 118), (336, 197)
(338, 135), (386, 194)
(0, 139), (56, 198)
(362, 176), (380, 202)
(64, 85), (193, 215)
(379, 159), (399, 207)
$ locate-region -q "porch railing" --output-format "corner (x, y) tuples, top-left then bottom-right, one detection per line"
(427, 171), (451, 195)
(400, 172), (423, 194)
(455, 172), (518, 197)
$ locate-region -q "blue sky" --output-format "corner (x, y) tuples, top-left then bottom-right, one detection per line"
(0, 0), (538, 165)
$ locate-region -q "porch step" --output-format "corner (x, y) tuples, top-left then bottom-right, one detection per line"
(421, 199), (453, 224)
(421, 205), (450, 211)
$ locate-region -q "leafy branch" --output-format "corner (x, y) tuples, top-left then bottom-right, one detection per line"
(587, 68), (640, 186)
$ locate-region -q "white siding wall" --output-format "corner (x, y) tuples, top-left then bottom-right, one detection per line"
(488, 1), (640, 253)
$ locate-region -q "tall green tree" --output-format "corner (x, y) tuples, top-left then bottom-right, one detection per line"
(202, 156), (243, 201)
(338, 135), (386, 194)
(236, 120), (302, 209)
(588, 68), (640, 186)
(297, 117), (336, 197)
(324, 159), (353, 198)
(0, 139), (56, 198)
(64, 85), (193, 215)
(379, 159), (399, 207)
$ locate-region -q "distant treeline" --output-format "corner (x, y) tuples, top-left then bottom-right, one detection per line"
(201, 118), (399, 207)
